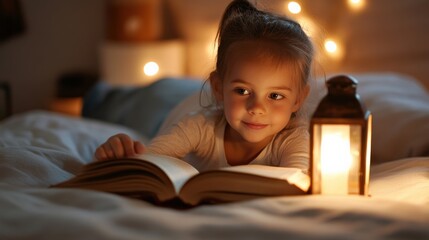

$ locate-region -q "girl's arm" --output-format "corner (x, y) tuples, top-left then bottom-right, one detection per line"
(146, 114), (205, 159)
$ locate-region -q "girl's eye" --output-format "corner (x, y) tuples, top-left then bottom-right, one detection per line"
(269, 93), (284, 100)
(234, 88), (250, 95)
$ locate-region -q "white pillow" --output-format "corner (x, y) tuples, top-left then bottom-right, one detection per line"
(356, 73), (429, 164)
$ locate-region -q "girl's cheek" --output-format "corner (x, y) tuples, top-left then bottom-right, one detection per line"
(228, 96), (245, 107)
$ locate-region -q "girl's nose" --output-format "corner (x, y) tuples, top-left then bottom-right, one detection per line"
(247, 96), (266, 115)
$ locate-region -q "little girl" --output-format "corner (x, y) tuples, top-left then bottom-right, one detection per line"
(95, 0), (314, 172)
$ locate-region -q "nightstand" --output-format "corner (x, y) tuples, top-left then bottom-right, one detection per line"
(50, 71), (97, 116)
(49, 97), (83, 116)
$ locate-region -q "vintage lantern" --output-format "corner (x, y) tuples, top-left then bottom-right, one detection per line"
(310, 75), (372, 195)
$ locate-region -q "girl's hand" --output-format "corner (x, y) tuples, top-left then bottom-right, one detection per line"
(94, 133), (145, 161)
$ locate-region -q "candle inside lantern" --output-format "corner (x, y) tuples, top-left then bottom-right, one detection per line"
(320, 125), (352, 194)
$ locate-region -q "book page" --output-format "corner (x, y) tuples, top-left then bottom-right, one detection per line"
(134, 153), (199, 193)
(179, 164), (310, 205)
(219, 165), (310, 191)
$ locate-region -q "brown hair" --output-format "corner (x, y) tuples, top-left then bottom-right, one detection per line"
(212, 0), (314, 92)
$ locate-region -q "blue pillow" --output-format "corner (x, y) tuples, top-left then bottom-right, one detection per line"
(82, 78), (203, 139)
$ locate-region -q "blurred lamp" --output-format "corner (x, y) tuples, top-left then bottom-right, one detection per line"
(100, 40), (185, 86)
(310, 75), (372, 196)
(143, 61), (159, 77)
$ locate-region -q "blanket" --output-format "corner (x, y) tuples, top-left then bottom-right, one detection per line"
(0, 111), (428, 240)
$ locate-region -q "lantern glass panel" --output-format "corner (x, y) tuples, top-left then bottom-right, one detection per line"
(312, 123), (361, 195)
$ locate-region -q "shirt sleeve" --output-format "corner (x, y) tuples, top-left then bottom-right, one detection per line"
(146, 113), (205, 159)
(275, 126), (310, 172)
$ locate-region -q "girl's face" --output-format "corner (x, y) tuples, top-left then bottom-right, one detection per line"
(214, 41), (307, 146)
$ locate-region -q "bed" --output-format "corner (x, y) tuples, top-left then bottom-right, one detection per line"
(1, 73), (428, 239)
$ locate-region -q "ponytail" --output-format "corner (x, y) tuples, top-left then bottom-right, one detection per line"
(216, 0), (257, 45)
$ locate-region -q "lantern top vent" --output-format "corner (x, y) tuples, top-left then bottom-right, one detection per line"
(312, 75), (368, 119)
(327, 75), (357, 96)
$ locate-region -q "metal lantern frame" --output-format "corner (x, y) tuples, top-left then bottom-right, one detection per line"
(310, 75), (372, 196)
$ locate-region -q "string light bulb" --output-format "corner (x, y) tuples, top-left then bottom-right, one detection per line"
(287, 1), (301, 14)
(348, 0), (366, 11)
(324, 39), (338, 53)
(324, 38), (344, 60)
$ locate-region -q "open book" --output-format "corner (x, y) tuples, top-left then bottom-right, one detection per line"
(52, 153), (310, 207)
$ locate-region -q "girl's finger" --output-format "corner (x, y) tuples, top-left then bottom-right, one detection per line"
(102, 142), (115, 159)
(108, 136), (124, 159)
(118, 134), (136, 156)
(94, 146), (108, 161)
(134, 141), (145, 154)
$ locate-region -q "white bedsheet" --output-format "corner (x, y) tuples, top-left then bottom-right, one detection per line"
(0, 110), (428, 239)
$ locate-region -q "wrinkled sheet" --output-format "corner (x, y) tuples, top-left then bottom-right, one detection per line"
(0, 111), (428, 240)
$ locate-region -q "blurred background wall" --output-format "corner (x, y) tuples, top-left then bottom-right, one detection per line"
(0, 0), (428, 115)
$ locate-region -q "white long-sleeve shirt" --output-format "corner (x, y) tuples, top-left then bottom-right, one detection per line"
(147, 108), (309, 172)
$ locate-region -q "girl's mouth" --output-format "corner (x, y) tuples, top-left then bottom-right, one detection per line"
(243, 121), (268, 130)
